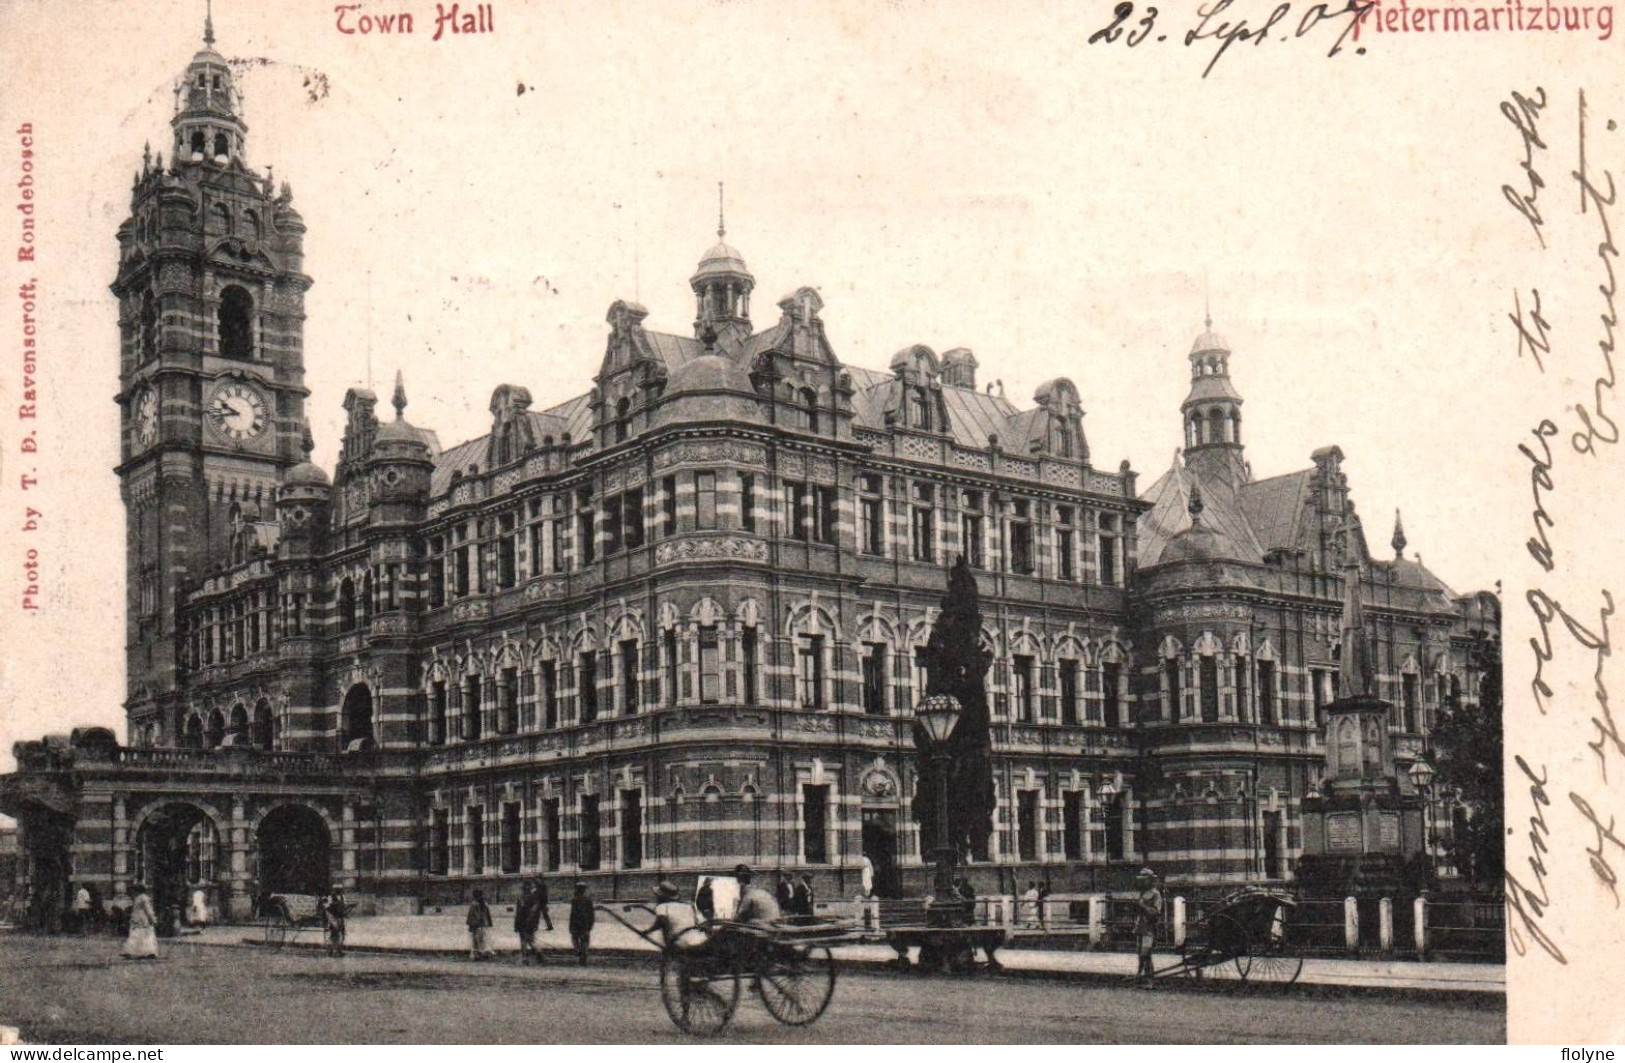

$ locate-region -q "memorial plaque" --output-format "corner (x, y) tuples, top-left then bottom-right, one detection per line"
(1327, 813), (1362, 853)
(1378, 813), (1401, 850)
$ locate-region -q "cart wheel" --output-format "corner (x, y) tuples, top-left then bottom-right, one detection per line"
(661, 927), (740, 1037)
(1204, 914), (1252, 981)
(757, 944), (836, 1026)
(263, 908), (289, 951)
(1246, 941), (1303, 986)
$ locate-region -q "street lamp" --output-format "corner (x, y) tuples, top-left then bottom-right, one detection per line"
(1408, 758), (1437, 880)
(915, 693), (962, 905)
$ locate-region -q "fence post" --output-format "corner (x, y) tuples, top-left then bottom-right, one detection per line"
(1000, 894), (1015, 930)
(1378, 897), (1393, 951)
(1413, 895), (1428, 957)
(1172, 895), (1187, 948)
(1088, 894), (1105, 948)
(1343, 896), (1359, 952)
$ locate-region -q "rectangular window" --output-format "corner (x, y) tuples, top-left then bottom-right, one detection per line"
(862, 642), (888, 716)
(664, 630), (679, 706)
(913, 647), (929, 705)
(543, 798), (562, 872)
(789, 481), (810, 541)
(802, 784), (829, 863)
(1402, 672), (1419, 731)
(1102, 662), (1122, 727)
(1063, 791), (1085, 861)
(1200, 655), (1219, 722)
(624, 487), (645, 550)
(961, 490), (985, 568)
(528, 522), (545, 580)
(1058, 505), (1076, 581)
(911, 483), (935, 562)
(661, 476), (677, 537)
(467, 806), (485, 875)
(1235, 660), (1250, 723)
(430, 808), (449, 875)
(1099, 514), (1119, 586)
(1259, 660), (1276, 725)
(577, 488), (596, 565)
(578, 795), (601, 871)
(603, 493), (624, 555)
(550, 518), (565, 574)
(579, 652), (599, 723)
(1312, 668), (1330, 728)
(859, 474), (884, 556)
(1010, 500), (1034, 575)
(454, 545), (470, 597)
(541, 661), (558, 730)
(1013, 654), (1036, 722)
(431, 680), (447, 745)
(621, 789), (643, 870)
(695, 472), (718, 530)
(815, 485), (838, 544)
(742, 626), (759, 704)
(1165, 658), (1181, 721)
(465, 676), (483, 741)
(1060, 659), (1080, 726)
(501, 801), (521, 875)
(698, 626), (721, 703)
(1017, 790), (1039, 861)
(740, 474), (756, 532)
(620, 639), (640, 715)
(798, 635), (825, 709)
(499, 666), (519, 735)
(498, 515), (517, 588)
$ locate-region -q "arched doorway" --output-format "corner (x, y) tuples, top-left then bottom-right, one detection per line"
(253, 699), (274, 751)
(257, 805), (331, 899)
(133, 802), (221, 931)
(341, 684), (374, 749)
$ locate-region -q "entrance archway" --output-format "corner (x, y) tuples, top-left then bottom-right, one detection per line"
(257, 804), (331, 898)
(133, 802), (221, 931)
(861, 808), (901, 898)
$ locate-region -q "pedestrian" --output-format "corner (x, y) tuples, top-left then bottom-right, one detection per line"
(1037, 880), (1053, 930)
(1022, 880), (1041, 928)
(793, 873), (815, 919)
(467, 888), (494, 960)
(568, 882), (595, 965)
(514, 881), (541, 964)
(324, 886), (350, 957)
(1134, 867), (1163, 989)
(859, 856), (875, 899)
(774, 868), (794, 913)
(534, 876), (554, 933)
(188, 885), (211, 928)
(71, 883), (91, 934)
(121, 885), (158, 960)
(651, 880), (697, 946)
(695, 877), (716, 921)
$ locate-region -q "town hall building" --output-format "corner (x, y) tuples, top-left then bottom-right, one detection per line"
(0, 22), (1499, 923)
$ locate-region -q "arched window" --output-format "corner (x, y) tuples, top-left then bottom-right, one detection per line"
(190, 129), (206, 157)
(213, 132), (230, 160)
(338, 577), (357, 631)
(184, 714), (204, 749)
(217, 285), (254, 360)
(253, 699), (274, 751)
(615, 397), (631, 443)
(229, 703), (248, 738)
(206, 708), (226, 748)
(910, 387), (931, 430)
(1208, 408), (1225, 445)
(342, 684), (374, 749)
(361, 571), (373, 627)
(1230, 410), (1242, 444)
(244, 209), (261, 241)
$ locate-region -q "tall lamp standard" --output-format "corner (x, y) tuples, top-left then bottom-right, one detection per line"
(1408, 758), (1437, 881)
(916, 693), (963, 905)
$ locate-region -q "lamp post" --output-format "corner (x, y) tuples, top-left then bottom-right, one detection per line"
(1408, 758), (1436, 881)
(915, 693), (963, 904)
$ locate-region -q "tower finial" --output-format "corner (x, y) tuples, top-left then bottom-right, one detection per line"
(204, 0), (215, 45)
(392, 369), (407, 419)
(1392, 508), (1407, 560)
(1187, 482), (1205, 525)
(717, 181), (725, 240)
(300, 420), (315, 459)
(1204, 271), (1212, 330)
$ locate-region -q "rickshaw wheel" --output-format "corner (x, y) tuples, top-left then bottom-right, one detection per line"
(1202, 914), (1251, 981)
(757, 944), (836, 1026)
(1246, 943), (1303, 986)
(661, 927), (740, 1037)
(263, 906), (289, 951)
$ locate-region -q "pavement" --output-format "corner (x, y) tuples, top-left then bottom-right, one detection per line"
(199, 907), (1505, 997)
(0, 934), (1506, 1044)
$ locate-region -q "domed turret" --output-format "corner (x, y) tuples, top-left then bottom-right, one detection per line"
(655, 353), (762, 427)
(690, 183), (754, 346)
(277, 422), (331, 556)
(171, 7), (249, 169)
(368, 372), (433, 523)
(1180, 311), (1247, 491)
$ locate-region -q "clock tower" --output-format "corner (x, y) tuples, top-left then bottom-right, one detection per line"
(113, 15), (311, 744)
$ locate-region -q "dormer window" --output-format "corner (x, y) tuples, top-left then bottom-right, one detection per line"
(615, 397), (631, 443)
(800, 388), (818, 433)
(910, 387), (931, 430)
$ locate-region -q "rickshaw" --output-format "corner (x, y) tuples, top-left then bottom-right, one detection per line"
(260, 892), (329, 952)
(600, 876), (860, 1036)
(1155, 886), (1304, 985)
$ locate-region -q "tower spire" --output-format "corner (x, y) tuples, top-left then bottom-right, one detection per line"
(717, 181), (726, 240)
(1391, 508), (1407, 560)
(204, 0), (215, 46)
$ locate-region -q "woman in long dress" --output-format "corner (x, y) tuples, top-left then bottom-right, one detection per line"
(122, 886), (158, 960)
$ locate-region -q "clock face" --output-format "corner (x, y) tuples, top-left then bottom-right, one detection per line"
(135, 389), (158, 448)
(207, 381), (269, 442)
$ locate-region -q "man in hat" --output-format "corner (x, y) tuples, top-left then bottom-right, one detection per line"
(1134, 867), (1163, 988)
(731, 865), (781, 927)
(651, 880), (698, 946)
(324, 886), (351, 958)
(568, 881), (595, 965)
(514, 881), (543, 964)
